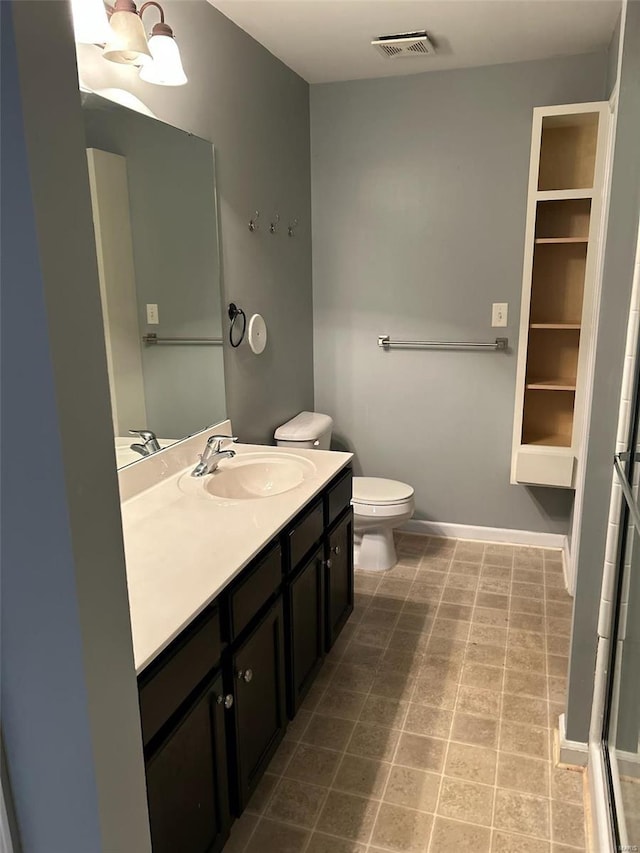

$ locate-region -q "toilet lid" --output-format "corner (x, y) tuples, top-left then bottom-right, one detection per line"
(352, 477), (414, 506)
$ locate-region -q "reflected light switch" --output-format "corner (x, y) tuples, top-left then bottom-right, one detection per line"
(146, 303), (159, 325)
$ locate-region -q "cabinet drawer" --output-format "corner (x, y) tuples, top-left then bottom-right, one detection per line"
(515, 448), (575, 488)
(287, 499), (324, 572)
(139, 606), (222, 747)
(325, 468), (352, 528)
(229, 543), (282, 640)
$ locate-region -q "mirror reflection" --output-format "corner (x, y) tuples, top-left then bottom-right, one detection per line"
(81, 93), (226, 469)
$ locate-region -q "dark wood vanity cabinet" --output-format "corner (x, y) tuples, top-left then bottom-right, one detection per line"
(139, 465), (353, 853)
(145, 671), (231, 853)
(326, 509), (355, 651)
(228, 598), (287, 813)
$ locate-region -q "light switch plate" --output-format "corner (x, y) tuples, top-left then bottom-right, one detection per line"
(492, 302), (508, 327)
(146, 303), (159, 325)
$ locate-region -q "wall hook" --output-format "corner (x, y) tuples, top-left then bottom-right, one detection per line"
(288, 218), (299, 237)
(269, 213), (280, 234)
(248, 211), (260, 232)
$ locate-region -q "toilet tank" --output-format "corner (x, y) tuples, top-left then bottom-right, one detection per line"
(274, 411), (333, 450)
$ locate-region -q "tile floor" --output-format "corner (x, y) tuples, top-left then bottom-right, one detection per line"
(223, 534), (586, 853)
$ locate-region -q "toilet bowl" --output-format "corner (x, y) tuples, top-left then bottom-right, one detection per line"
(352, 477), (415, 572)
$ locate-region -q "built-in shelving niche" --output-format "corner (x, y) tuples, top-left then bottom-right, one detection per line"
(511, 103), (608, 488)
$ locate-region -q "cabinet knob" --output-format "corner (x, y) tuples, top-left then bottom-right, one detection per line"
(324, 559), (332, 569)
(217, 694), (234, 709)
(331, 545), (342, 555)
(237, 668), (253, 683)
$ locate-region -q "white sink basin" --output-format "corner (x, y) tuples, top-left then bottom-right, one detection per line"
(182, 452), (317, 501)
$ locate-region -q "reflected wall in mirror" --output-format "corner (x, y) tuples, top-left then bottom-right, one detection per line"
(81, 93), (226, 469)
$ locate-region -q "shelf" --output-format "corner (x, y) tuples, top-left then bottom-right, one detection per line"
(526, 380), (577, 391)
(536, 189), (594, 201)
(535, 237), (588, 244)
(530, 323), (581, 330)
(530, 242), (587, 326)
(537, 113), (599, 191)
(523, 433), (572, 448)
(535, 198), (591, 240)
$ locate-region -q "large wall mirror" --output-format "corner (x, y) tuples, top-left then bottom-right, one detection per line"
(81, 93), (226, 468)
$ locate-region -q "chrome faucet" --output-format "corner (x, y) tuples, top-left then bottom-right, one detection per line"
(191, 434), (238, 477)
(129, 429), (161, 457)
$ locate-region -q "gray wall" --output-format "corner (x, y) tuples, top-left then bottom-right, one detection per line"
(76, 0), (314, 444)
(311, 52), (608, 533)
(83, 98), (225, 438)
(566, 1), (640, 744)
(1, 2), (151, 850)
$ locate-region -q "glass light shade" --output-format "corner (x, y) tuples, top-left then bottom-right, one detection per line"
(139, 34), (187, 86)
(71, 0), (112, 44)
(103, 10), (152, 65)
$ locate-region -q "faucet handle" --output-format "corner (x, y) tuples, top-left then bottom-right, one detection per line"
(129, 429), (157, 443)
(206, 434), (238, 452)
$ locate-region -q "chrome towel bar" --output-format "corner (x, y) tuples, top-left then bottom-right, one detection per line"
(378, 335), (509, 352)
(142, 333), (223, 346)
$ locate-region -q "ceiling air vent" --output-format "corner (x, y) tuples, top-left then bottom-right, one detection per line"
(372, 30), (436, 59)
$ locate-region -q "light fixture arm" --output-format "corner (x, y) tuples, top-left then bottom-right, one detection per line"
(139, 1), (174, 37)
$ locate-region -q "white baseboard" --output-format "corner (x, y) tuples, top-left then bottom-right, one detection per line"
(558, 713), (589, 768)
(401, 519), (567, 552)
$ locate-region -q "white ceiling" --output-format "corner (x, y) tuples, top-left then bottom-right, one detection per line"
(207, 0), (620, 84)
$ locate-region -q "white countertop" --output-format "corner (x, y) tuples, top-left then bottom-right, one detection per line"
(120, 438), (352, 674)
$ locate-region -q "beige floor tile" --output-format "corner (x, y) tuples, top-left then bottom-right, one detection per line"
(511, 596), (544, 616)
(333, 754), (391, 798)
(502, 694), (549, 728)
(360, 607), (400, 628)
(438, 777), (494, 825)
(513, 547), (544, 568)
(306, 834), (366, 853)
(370, 670), (416, 702)
(340, 642), (384, 669)
(444, 741), (497, 785)
(245, 818), (310, 853)
(494, 789), (550, 838)
(301, 684), (327, 712)
(473, 607), (510, 627)
(395, 732), (447, 772)
(360, 696), (408, 734)
(442, 586), (478, 607)
(508, 628), (545, 652)
(283, 745), (341, 788)
(468, 625), (508, 647)
(550, 767), (584, 803)
(551, 845), (586, 852)
(481, 564), (512, 580)
(388, 628), (429, 651)
(420, 656), (463, 683)
(412, 676), (459, 710)
(484, 544), (514, 567)
(497, 753), (550, 797)
(461, 662), (504, 691)
(447, 569), (480, 588)
(424, 636), (466, 662)
(551, 800), (586, 847)
(476, 592), (510, 611)
(506, 647), (546, 674)
(302, 714), (355, 751)
(316, 791), (379, 842)
(465, 643), (507, 667)
(371, 803), (434, 852)
(438, 601), (474, 622)
(380, 647), (424, 674)
(546, 635), (570, 656)
(430, 617), (470, 641)
(347, 722), (401, 761)
(268, 740), (297, 774)
(548, 655), (569, 678)
(504, 670), (547, 700)
(451, 712), (499, 748)
(514, 566), (544, 584)
(384, 765), (440, 812)
(223, 812), (259, 852)
(399, 613), (435, 634)
(266, 778), (326, 828)
(546, 618), (571, 637)
(478, 578), (511, 596)
(509, 612), (546, 633)
(492, 830), (550, 852)
(429, 817), (491, 852)
(331, 664), (377, 694)
(285, 710), (313, 742)
(512, 581), (544, 600)
(316, 688), (368, 722)
(500, 722), (550, 760)
(548, 677), (567, 704)
(403, 704), (452, 739)
(456, 685), (501, 718)
(246, 773), (279, 814)
(454, 541), (486, 562)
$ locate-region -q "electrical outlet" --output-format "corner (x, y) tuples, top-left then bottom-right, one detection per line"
(146, 303), (159, 325)
(492, 302), (508, 327)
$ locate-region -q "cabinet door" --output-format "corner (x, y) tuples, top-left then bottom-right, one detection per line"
(230, 597), (286, 813)
(325, 510), (354, 651)
(145, 672), (231, 853)
(286, 544), (324, 717)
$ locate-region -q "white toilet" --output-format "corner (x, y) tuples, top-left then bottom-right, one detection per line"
(275, 412), (415, 572)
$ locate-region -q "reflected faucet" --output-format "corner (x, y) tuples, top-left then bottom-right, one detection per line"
(191, 435), (238, 477)
(129, 429), (161, 457)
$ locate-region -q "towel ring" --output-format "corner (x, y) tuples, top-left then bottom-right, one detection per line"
(228, 303), (246, 348)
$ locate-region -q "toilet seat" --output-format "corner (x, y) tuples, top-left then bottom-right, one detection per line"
(352, 477), (415, 519)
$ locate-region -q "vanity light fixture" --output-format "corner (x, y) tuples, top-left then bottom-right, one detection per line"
(72, 0), (188, 86)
